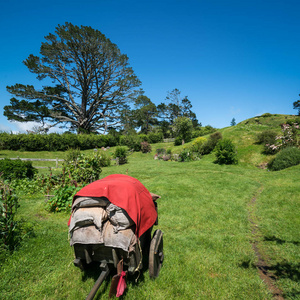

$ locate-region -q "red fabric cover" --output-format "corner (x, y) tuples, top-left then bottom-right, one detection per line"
(71, 174), (157, 237)
(116, 271), (127, 297)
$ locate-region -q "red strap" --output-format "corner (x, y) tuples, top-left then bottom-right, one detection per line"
(116, 271), (127, 297)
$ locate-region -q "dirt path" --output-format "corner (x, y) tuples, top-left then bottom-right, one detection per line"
(248, 186), (284, 300)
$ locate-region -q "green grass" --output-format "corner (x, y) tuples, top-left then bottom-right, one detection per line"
(0, 114), (299, 299)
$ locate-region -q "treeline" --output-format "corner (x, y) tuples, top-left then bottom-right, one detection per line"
(0, 132), (162, 151)
(0, 125), (216, 152)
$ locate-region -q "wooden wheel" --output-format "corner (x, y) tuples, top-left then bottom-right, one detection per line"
(149, 229), (164, 278)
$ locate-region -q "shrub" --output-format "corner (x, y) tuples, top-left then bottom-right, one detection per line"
(0, 179), (34, 262)
(97, 151), (111, 167)
(174, 136), (183, 146)
(63, 153), (103, 184)
(268, 147), (300, 171)
(119, 135), (141, 151)
(214, 139), (238, 165)
(0, 159), (38, 181)
(261, 113), (272, 117)
(114, 146), (128, 165)
(257, 130), (277, 145)
(178, 148), (198, 162)
(148, 132), (163, 144)
(200, 132), (222, 155)
(191, 137), (207, 153)
(46, 185), (81, 212)
(141, 141), (152, 153)
(156, 148), (166, 155)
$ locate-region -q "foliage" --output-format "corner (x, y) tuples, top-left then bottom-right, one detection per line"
(10, 176), (44, 195)
(157, 89), (198, 127)
(268, 147), (300, 171)
(119, 135), (141, 151)
(62, 152), (103, 184)
(260, 112), (273, 117)
(191, 136), (207, 153)
(173, 116), (193, 145)
(132, 95), (158, 133)
(140, 141), (152, 153)
(147, 132), (164, 143)
(5, 22), (141, 133)
(178, 148), (198, 162)
(46, 185), (81, 212)
(200, 131), (222, 155)
(0, 159), (37, 181)
(256, 130), (278, 154)
(230, 118), (236, 126)
(192, 125), (216, 138)
(256, 130), (277, 145)
(114, 146), (128, 165)
(0, 132), (117, 151)
(293, 96), (300, 115)
(214, 138), (238, 165)
(265, 122), (299, 153)
(0, 179), (33, 262)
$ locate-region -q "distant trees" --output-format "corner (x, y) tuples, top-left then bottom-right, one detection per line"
(173, 117), (193, 145)
(157, 89), (198, 125)
(132, 95), (157, 133)
(4, 23), (141, 133)
(231, 118), (236, 126)
(293, 95), (300, 115)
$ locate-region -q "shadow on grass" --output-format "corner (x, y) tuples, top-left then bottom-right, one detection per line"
(78, 258), (150, 299)
(268, 262), (300, 282)
(264, 235), (300, 246)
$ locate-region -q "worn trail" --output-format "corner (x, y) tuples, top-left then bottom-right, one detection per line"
(248, 186), (284, 300)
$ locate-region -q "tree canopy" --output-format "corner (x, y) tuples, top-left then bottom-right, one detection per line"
(4, 22), (141, 133)
(293, 96), (300, 115)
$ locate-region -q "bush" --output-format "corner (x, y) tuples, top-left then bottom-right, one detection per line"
(0, 159), (38, 181)
(191, 137), (207, 153)
(148, 132), (164, 144)
(200, 132), (222, 155)
(268, 147), (300, 171)
(214, 139), (238, 165)
(46, 185), (81, 212)
(63, 152), (103, 184)
(257, 130), (277, 145)
(178, 148), (198, 162)
(114, 146), (128, 165)
(141, 141), (152, 153)
(0, 179), (34, 262)
(119, 135), (141, 151)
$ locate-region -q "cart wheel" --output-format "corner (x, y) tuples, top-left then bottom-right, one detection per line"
(149, 229), (164, 279)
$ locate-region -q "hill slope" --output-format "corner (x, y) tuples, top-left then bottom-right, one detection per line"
(218, 114), (298, 167)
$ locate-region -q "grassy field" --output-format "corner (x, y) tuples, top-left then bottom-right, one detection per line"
(0, 115), (299, 299)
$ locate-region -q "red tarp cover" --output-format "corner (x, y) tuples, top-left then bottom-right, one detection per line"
(72, 174), (157, 237)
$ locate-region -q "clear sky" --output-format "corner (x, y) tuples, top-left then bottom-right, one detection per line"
(0, 0), (299, 132)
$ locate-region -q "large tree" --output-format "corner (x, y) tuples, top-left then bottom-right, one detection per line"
(4, 22), (141, 133)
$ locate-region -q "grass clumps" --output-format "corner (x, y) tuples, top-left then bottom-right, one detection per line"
(268, 147), (300, 171)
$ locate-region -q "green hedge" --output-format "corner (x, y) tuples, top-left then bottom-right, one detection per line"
(0, 132), (163, 152)
(0, 133), (118, 151)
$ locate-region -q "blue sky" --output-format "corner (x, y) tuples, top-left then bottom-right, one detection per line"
(0, 0), (299, 132)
